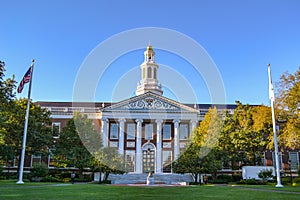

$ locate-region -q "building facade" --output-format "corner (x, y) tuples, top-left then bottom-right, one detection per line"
(35, 45), (299, 175)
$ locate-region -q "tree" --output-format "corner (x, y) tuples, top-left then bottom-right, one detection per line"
(173, 108), (223, 182)
(92, 147), (125, 182)
(54, 112), (102, 178)
(276, 68), (300, 149)
(0, 61), (16, 146)
(220, 102), (271, 167)
(2, 99), (52, 158)
(0, 61), (52, 165)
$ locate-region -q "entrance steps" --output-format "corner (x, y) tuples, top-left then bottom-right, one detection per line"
(108, 173), (194, 185)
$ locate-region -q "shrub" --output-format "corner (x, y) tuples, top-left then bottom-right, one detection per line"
(31, 163), (49, 178)
(292, 177), (300, 184)
(41, 176), (61, 182)
(281, 177), (292, 185)
(236, 178), (266, 185)
(258, 169), (273, 182)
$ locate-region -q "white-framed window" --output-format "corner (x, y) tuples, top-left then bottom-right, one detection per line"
(52, 122), (60, 138)
(163, 124), (171, 140)
(48, 149), (56, 168)
(145, 124), (153, 140)
(147, 67), (152, 78)
(272, 152), (283, 170)
(31, 154), (42, 167)
(179, 124), (188, 140)
(125, 150), (135, 172)
(162, 150), (172, 173)
(127, 123), (136, 140)
(289, 152), (299, 170)
(110, 123), (119, 139)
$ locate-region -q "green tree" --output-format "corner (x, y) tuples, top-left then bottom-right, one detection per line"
(0, 61), (16, 146)
(2, 99), (52, 158)
(174, 108), (223, 182)
(276, 68), (300, 149)
(220, 102), (271, 167)
(54, 112), (102, 178)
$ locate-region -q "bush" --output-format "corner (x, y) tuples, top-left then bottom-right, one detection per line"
(41, 176), (61, 182)
(292, 177), (300, 184)
(0, 165), (3, 175)
(281, 177), (292, 185)
(258, 169), (273, 182)
(236, 178), (266, 185)
(31, 163), (49, 178)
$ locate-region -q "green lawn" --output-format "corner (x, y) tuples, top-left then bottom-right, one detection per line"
(0, 181), (299, 200)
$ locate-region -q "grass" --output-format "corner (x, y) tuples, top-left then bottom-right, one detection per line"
(0, 180), (299, 200)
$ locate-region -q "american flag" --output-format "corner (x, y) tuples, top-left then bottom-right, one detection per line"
(17, 66), (33, 93)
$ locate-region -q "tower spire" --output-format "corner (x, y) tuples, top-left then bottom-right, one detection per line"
(136, 44), (163, 96)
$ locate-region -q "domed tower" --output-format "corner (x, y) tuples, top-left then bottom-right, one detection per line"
(136, 44), (163, 96)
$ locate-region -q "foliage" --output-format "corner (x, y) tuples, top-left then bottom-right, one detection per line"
(92, 147), (125, 182)
(276, 67), (300, 149)
(258, 169), (273, 182)
(54, 112), (102, 178)
(219, 102), (272, 167)
(0, 61), (52, 165)
(31, 163), (49, 177)
(41, 175), (61, 182)
(237, 178), (266, 185)
(174, 108), (223, 182)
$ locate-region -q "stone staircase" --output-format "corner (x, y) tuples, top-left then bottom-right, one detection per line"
(108, 173), (194, 185)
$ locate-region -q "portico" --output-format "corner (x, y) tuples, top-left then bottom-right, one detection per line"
(100, 44), (199, 173)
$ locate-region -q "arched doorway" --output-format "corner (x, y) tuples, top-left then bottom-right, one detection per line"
(142, 142), (156, 173)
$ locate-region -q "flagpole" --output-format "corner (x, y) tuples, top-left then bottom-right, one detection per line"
(16, 59), (35, 184)
(268, 64), (283, 188)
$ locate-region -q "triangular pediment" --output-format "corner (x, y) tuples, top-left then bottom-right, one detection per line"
(102, 92), (198, 113)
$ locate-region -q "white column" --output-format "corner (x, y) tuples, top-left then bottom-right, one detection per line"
(101, 118), (109, 147)
(135, 119), (143, 173)
(155, 119), (163, 174)
(173, 119), (180, 160)
(118, 119), (126, 155)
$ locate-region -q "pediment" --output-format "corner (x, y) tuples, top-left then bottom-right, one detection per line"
(102, 92), (198, 113)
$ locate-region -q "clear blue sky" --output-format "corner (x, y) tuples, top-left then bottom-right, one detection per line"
(1, 0), (299, 105)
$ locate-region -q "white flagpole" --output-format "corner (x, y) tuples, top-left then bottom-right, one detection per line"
(16, 59), (35, 184)
(267, 64), (283, 188)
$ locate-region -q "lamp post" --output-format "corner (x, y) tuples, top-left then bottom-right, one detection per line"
(288, 160), (293, 185)
(198, 158), (202, 185)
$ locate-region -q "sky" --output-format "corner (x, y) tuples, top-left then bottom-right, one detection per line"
(1, 0), (299, 105)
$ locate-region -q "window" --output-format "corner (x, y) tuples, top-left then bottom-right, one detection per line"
(127, 123), (136, 140)
(272, 152), (283, 170)
(110, 123), (119, 139)
(48, 149), (56, 168)
(289, 152), (299, 170)
(153, 68), (157, 79)
(145, 124), (153, 140)
(147, 67), (152, 78)
(163, 150), (172, 173)
(52, 122), (60, 138)
(125, 151), (135, 172)
(179, 124), (188, 140)
(31, 154), (42, 167)
(163, 124), (171, 140)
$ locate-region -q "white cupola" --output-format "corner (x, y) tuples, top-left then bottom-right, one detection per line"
(136, 43), (163, 96)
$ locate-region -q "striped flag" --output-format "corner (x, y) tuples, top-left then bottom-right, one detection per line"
(17, 66), (33, 93)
